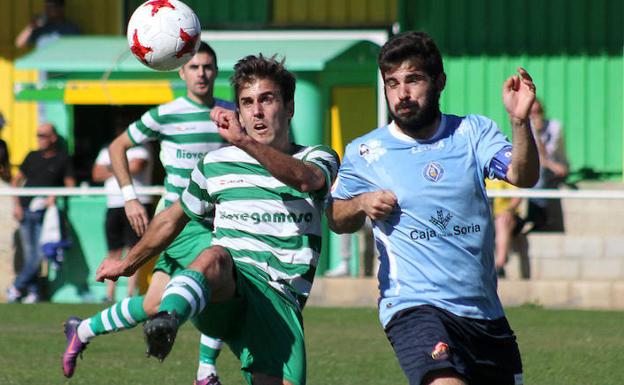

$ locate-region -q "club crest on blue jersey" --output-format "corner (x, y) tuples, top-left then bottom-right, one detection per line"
(423, 161), (444, 182)
(359, 140), (387, 165)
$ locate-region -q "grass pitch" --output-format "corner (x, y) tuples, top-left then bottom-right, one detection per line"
(0, 304), (622, 384)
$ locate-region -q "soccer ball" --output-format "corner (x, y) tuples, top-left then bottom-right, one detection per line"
(127, 0), (201, 71)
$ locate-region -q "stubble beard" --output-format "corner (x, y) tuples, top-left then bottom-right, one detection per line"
(389, 87), (441, 136)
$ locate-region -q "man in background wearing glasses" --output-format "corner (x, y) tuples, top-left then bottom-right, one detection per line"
(7, 122), (75, 304)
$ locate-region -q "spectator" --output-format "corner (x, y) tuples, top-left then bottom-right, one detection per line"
(0, 112), (11, 183)
(7, 123), (76, 303)
(325, 220), (376, 277)
(324, 233), (353, 277)
(15, 0), (80, 49)
(486, 179), (530, 279)
(92, 124), (153, 303)
(526, 98), (569, 232)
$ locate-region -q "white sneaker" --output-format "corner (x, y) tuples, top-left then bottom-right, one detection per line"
(6, 286), (21, 303)
(22, 292), (39, 304)
(324, 261), (349, 277)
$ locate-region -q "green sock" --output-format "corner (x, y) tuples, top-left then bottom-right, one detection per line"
(197, 334), (222, 379)
(159, 269), (210, 324)
(199, 334), (223, 364)
(86, 296), (147, 338)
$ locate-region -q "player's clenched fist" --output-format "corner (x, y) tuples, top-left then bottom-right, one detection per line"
(211, 107), (248, 146)
(358, 190), (398, 220)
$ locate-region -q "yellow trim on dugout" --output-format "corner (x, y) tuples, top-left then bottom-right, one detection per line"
(64, 81), (175, 105)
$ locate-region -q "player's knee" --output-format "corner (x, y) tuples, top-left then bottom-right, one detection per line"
(189, 246), (233, 281)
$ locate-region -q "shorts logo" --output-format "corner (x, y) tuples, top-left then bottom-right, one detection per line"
(431, 342), (450, 360)
(423, 162), (444, 182)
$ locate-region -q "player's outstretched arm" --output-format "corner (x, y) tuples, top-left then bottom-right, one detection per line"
(327, 191), (397, 234)
(502, 67), (540, 187)
(109, 131), (150, 236)
(211, 107), (327, 193)
(95, 201), (189, 282)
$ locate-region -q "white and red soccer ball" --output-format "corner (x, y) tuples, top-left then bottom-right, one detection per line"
(127, 0), (201, 71)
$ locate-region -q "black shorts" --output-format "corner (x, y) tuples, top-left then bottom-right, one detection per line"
(105, 205), (152, 251)
(385, 305), (523, 385)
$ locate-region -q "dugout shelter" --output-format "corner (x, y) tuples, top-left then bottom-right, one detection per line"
(12, 30), (385, 302)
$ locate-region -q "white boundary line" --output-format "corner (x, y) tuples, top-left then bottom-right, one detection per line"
(0, 186), (165, 197)
(201, 30), (388, 46)
(0, 187), (623, 199)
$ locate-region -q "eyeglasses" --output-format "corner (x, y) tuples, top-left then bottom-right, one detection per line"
(37, 133), (52, 138)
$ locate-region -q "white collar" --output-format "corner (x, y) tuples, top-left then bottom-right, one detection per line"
(388, 115), (446, 143)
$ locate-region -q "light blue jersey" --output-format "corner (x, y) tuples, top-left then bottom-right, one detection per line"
(332, 114), (511, 327)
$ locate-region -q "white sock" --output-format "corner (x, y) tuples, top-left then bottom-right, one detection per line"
(197, 363), (217, 380)
(77, 320), (96, 343)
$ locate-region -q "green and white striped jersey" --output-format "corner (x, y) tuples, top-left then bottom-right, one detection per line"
(180, 144), (340, 309)
(127, 96), (235, 206)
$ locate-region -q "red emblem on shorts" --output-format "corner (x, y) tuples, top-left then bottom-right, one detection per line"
(431, 342), (450, 360)
(176, 29), (198, 58)
(130, 29), (153, 64)
(144, 0), (175, 16)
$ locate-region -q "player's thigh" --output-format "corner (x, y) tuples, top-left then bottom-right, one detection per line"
(143, 271), (171, 315)
(385, 305), (468, 385)
(449, 315), (523, 385)
(230, 267), (306, 385)
(164, 220), (213, 265)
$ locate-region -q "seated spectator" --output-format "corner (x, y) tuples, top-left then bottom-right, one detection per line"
(526, 98), (569, 232)
(486, 179), (530, 279)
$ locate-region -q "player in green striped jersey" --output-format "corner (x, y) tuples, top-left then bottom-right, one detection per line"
(62, 42), (228, 385)
(96, 54), (340, 385)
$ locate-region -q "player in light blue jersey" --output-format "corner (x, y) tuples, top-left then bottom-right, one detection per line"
(328, 31), (539, 385)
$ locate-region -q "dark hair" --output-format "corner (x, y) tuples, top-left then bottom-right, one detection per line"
(231, 54), (296, 105)
(378, 31), (444, 80)
(196, 41), (217, 68)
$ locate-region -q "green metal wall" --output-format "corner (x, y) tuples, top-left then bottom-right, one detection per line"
(399, 0), (624, 178)
(126, 0), (270, 28)
(273, 0), (396, 26)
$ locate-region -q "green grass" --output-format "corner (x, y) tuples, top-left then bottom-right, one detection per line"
(0, 304), (623, 384)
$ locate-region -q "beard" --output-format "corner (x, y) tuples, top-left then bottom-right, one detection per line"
(389, 87), (440, 136)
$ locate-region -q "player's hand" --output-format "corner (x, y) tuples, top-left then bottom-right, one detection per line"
(358, 190), (398, 221)
(503, 67), (536, 122)
(124, 199), (149, 237)
(95, 257), (130, 282)
(211, 107), (248, 146)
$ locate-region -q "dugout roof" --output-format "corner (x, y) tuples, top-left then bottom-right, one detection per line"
(15, 34), (379, 72)
(13, 34), (381, 106)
